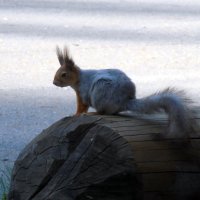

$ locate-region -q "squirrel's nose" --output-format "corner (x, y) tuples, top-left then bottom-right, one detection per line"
(53, 80), (59, 86)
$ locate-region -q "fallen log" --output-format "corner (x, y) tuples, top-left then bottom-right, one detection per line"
(8, 113), (200, 200)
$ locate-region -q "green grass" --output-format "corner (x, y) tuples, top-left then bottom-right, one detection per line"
(0, 163), (12, 200)
(1, 193), (7, 200)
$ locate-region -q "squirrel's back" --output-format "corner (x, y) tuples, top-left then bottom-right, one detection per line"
(78, 68), (136, 114)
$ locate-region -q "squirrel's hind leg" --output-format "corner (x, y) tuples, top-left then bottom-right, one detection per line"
(90, 79), (132, 115)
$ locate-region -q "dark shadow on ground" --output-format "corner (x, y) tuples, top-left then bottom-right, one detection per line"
(1, 0), (200, 43)
(0, 88), (76, 162)
(0, 23), (199, 44)
(1, 0), (200, 17)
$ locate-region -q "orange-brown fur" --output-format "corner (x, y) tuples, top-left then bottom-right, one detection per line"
(53, 46), (87, 115)
(75, 91), (89, 115)
(53, 64), (80, 87)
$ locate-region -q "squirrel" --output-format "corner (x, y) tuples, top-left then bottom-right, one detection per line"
(53, 46), (195, 138)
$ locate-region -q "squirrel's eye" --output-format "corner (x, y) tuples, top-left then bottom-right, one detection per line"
(61, 72), (67, 78)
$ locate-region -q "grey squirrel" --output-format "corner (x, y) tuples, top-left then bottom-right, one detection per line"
(53, 46), (194, 138)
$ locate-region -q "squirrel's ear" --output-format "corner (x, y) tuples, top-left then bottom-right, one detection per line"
(63, 46), (75, 69)
(56, 46), (64, 65)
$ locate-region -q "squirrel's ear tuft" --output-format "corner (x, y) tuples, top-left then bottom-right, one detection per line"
(56, 46), (75, 70)
(56, 46), (64, 65)
(63, 46), (75, 67)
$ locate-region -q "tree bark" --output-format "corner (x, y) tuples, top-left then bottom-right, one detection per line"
(8, 113), (200, 200)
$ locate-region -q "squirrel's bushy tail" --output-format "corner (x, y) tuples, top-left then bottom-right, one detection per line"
(126, 88), (194, 138)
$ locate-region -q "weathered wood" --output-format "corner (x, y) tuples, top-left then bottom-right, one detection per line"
(8, 112), (200, 200)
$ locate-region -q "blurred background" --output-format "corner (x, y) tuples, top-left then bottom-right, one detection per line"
(0, 0), (200, 188)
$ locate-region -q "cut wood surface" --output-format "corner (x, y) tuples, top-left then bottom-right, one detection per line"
(8, 112), (200, 200)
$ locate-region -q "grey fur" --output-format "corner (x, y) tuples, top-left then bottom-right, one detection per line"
(78, 69), (193, 138)
(55, 47), (195, 138)
(79, 69), (135, 114)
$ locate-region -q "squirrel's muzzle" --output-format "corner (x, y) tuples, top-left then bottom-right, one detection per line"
(53, 79), (66, 87)
(53, 80), (60, 86)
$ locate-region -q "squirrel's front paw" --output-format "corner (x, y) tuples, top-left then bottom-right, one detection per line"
(74, 112), (87, 117)
(85, 112), (99, 116)
(74, 111), (99, 117)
